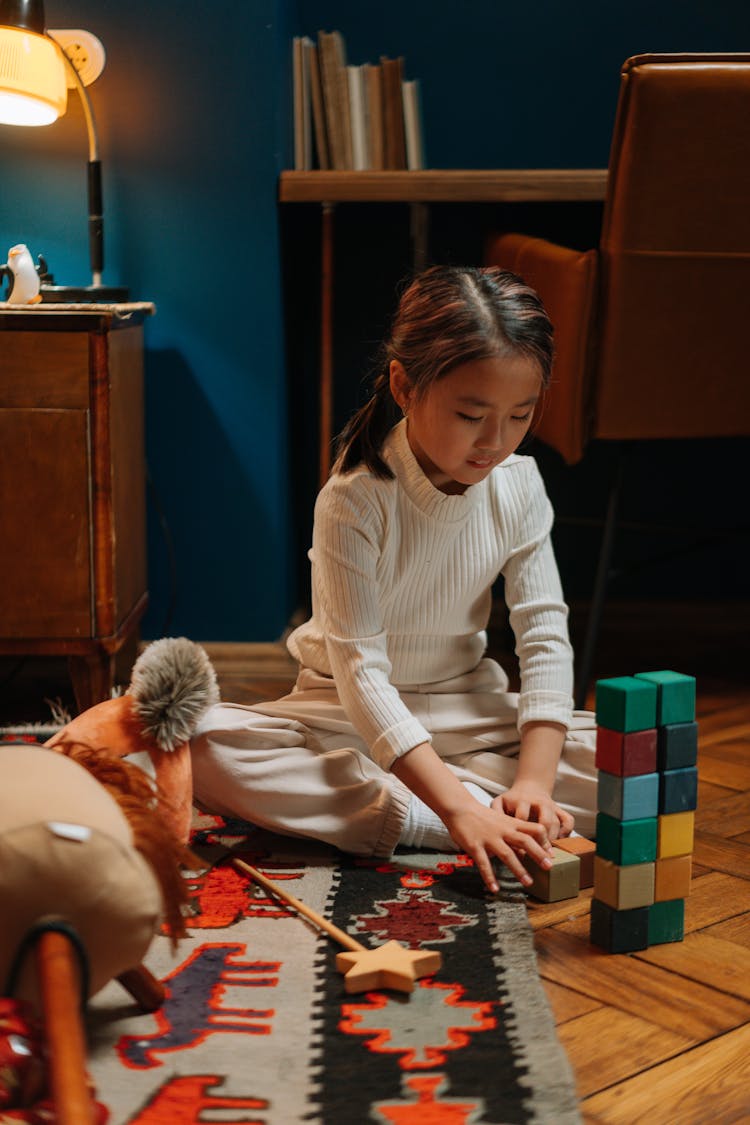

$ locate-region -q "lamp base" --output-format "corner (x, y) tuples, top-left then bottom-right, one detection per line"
(41, 283), (131, 304)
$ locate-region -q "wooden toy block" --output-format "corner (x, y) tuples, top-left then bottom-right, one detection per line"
(657, 721), (698, 771)
(554, 836), (596, 887)
(594, 856), (655, 910)
(648, 898), (685, 945)
(659, 766), (698, 814)
(654, 855), (692, 901)
(590, 897), (649, 953)
(596, 812), (658, 866)
(597, 770), (659, 821)
(657, 810), (695, 858)
(596, 725), (657, 776)
(523, 847), (580, 901)
(595, 676), (657, 733)
(635, 670), (696, 726)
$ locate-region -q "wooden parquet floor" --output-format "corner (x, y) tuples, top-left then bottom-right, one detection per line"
(2, 601), (748, 1121)
(197, 606), (750, 1125)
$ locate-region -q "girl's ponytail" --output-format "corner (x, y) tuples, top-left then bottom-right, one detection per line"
(332, 366), (399, 479)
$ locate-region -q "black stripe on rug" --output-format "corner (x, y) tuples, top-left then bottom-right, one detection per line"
(305, 851), (580, 1124)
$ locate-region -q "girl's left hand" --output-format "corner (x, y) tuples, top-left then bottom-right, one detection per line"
(496, 782), (574, 842)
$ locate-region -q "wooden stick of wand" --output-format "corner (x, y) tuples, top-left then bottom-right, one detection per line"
(232, 857), (441, 994)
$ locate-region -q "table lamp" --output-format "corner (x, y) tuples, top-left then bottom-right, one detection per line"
(0, 0), (128, 301)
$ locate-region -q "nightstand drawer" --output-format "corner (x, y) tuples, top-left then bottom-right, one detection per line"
(0, 331), (89, 408)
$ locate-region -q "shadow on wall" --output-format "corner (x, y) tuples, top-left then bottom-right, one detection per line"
(141, 349), (285, 643)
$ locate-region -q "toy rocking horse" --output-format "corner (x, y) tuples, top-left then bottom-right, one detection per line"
(0, 638), (219, 1123)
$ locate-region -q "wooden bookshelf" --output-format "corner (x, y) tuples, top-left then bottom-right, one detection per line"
(279, 168), (608, 203)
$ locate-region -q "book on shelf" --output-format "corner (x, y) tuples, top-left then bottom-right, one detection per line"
(292, 36), (312, 171)
(380, 56), (407, 170)
(291, 30), (424, 172)
(365, 62), (384, 170)
(403, 79), (424, 171)
(307, 40), (330, 170)
(293, 35), (331, 170)
(317, 30), (352, 171)
(347, 65), (367, 171)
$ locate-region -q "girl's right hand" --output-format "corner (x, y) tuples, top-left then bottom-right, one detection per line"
(442, 802), (555, 894)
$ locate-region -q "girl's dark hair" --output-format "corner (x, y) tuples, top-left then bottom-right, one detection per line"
(332, 264), (554, 478)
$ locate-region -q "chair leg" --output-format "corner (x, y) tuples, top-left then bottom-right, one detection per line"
(35, 930), (96, 1125)
(116, 964), (166, 1012)
(574, 446), (628, 710)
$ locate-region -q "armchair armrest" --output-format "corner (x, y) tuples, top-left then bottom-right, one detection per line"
(484, 232), (598, 464)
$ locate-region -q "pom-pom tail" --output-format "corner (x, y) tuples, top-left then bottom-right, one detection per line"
(129, 638), (220, 751)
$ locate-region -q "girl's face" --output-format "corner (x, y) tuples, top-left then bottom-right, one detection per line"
(391, 354), (542, 495)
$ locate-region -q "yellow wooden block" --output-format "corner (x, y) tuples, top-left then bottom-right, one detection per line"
(593, 855), (655, 909)
(523, 847), (580, 901)
(657, 810), (695, 858)
(654, 854), (692, 901)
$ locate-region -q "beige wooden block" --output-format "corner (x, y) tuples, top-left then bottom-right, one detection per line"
(654, 854), (692, 901)
(524, 847), (580, 901)
(555, 836), (596, 888)
(594, 856), (655, 910)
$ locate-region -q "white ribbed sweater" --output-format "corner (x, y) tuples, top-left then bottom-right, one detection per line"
(288, 420), (573, 771)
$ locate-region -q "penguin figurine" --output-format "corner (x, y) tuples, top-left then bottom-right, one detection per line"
(3, 243), (42, 304)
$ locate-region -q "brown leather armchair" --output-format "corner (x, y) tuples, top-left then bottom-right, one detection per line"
(485, 53), (750, 706)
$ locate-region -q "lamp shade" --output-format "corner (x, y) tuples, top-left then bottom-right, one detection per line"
(0, 0), (67, 125)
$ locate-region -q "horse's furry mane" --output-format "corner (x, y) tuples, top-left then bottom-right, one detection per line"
(54, 741), (196, 945)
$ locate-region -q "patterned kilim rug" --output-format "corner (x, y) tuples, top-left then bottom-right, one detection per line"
(0, 732), (581, 1124)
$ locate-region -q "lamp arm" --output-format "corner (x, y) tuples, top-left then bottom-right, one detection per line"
(48, 32), (103, 287)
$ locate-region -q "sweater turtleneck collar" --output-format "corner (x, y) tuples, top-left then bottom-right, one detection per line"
(384, 419), (484, 522)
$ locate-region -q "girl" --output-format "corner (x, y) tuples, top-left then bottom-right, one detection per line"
(191, 266), (597, 894)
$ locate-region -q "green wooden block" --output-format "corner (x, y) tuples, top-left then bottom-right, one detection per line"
(595, 676), (658, 733)
(635, 670), (696, 725)
(596, 812), (658, 865)
(648, 898), (685, 945)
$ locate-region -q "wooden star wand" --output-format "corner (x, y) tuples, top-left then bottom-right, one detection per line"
(232, 858), (442, 994)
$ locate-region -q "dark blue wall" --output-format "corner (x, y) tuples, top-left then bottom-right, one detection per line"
(1, 0), (298, 641)
(298, 1), (749, 168)
(3, 2), (749, 642)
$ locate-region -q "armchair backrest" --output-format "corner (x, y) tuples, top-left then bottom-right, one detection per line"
(595, 53), (750, 441)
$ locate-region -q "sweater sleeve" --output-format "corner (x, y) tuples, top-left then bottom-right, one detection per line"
(310, 475), (432, 770)
(501, 460), (574, 730)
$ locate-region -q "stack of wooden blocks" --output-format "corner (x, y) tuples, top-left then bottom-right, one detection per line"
(589, 670), (697, 953)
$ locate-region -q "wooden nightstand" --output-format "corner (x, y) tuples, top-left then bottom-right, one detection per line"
(0, 303), (154, 712)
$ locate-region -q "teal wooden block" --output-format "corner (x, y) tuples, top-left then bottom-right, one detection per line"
(595, 676), (658, 733)
(596, 812), (658, 865)
(659, 766), (698, 814)
(635, 670), (696, 725)
(597, 770), (659, 820)
(657, 721), (698, 770)
(648, 898), (685, 945)
(590, 898), (649, 953)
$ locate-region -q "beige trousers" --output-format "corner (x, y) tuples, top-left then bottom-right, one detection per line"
(190, 659), (598, 857)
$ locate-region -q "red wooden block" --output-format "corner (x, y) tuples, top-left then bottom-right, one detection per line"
(596, 726), (658, 776)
